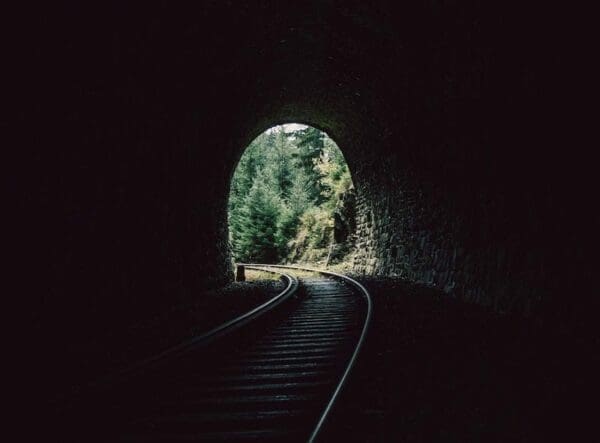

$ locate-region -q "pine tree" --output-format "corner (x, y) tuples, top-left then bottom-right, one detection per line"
(273, 127), (294, 199)
(232, 168), (284, 263)
(292, 126), (326, 203)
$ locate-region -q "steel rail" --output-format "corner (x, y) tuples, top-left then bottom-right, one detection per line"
(62, 266), (298, 398)
(243, 263), (373, 442)
(106, 266), (298, 380)
(57, 264), (370, 443)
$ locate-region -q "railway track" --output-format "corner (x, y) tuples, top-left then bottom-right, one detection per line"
(65, 265), (372, 442)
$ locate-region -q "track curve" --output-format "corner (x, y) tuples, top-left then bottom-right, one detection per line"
(91, 266), (371, 442)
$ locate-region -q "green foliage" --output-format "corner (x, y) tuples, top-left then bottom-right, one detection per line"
(293, 126), (326, 203)
(228, 124), (354, 265)
(233, 169), (284, 263)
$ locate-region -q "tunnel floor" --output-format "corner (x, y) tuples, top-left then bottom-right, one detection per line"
(47, 278), (284, 402)
(320, 276), (597, 441)
(46, 274), (597, 441)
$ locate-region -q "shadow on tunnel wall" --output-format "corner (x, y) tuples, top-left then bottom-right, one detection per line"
(15, 1), (595, 396)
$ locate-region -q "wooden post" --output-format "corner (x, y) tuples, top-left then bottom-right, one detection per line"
(236, 264), (246, 282)
(325, 242), (334, 268)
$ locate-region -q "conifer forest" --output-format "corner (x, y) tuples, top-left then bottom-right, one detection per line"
(228, 125), (356, 266)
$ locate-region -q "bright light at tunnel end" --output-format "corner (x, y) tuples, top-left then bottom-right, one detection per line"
(266, 123), (309, 133)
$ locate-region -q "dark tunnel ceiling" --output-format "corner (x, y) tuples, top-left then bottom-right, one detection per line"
(20, 1), (596, 351)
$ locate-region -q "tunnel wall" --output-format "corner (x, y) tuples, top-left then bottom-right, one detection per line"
(17, 1), (595, 391)
(352, 176), (545, 315)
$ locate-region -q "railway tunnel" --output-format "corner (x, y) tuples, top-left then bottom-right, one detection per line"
(19, 0), (596, 434)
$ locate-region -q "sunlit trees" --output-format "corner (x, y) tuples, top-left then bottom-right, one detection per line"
(232, 169), (284, 263)
(228, 125), (354, 264)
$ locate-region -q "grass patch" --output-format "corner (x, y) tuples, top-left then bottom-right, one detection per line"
(245, 269), (284, 282)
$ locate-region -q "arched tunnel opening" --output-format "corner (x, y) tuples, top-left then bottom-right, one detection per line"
(17, 2), (597, 441)
(229, 123), (355, 268)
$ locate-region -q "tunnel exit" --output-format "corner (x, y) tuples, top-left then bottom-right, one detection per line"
(228, 124), (356, 268)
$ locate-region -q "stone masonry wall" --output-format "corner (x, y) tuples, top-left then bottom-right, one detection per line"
(351, 174), (548, 316)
